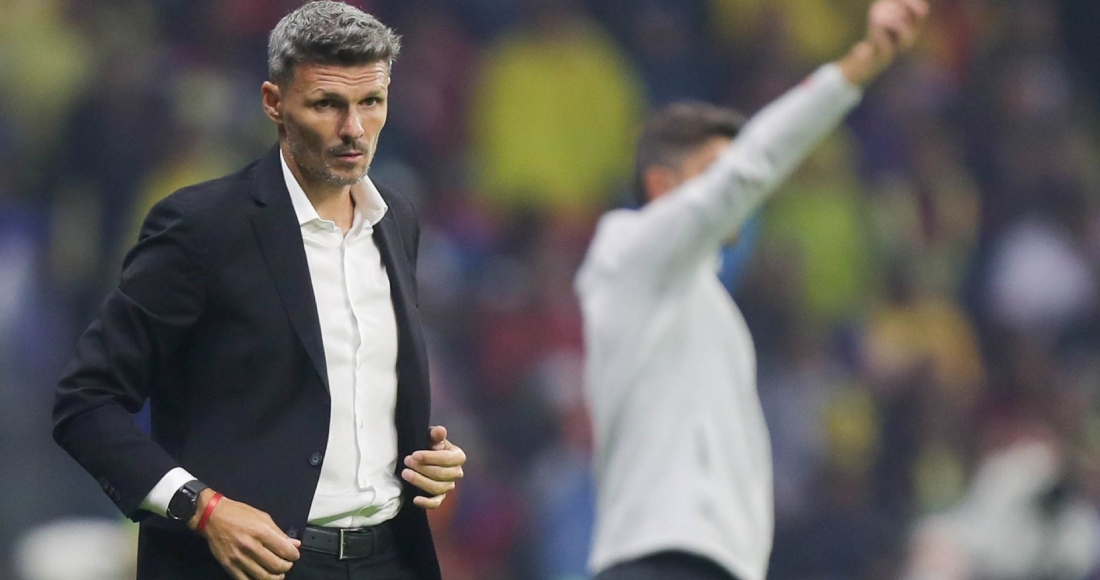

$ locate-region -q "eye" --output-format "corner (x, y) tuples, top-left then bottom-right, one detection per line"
(313, 99), (333, 110)
(363, 96), (384, 107)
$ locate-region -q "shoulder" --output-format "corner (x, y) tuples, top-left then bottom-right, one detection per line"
(132, 157), (268, 263)
(586, 208), (642, 261)
(576, 209), (641, 285)
(595, 208), (641, 235)
(151, 158), (262, 224)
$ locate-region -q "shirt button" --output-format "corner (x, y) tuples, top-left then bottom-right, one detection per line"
(286, 527), (299, 539)
(309, 452), (323, 467)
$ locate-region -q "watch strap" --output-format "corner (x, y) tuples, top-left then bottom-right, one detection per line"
(184, 479), (209, 497)
(166, 479), (209, 521)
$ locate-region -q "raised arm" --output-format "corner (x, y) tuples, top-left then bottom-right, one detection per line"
(587, 0), (928, 283)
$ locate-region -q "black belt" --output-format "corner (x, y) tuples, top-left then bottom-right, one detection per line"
(301, 523), (394, 560)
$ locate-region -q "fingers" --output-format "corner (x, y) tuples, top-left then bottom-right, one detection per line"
(407, 427), (465, 508)
(413, 493), (448, 509)
(429, 425), (448, 447)
(204, 498), (299, 580)
(222, 538), (294, 580)
(893, 0), (922, 24)
(894, 0), (929, 47)
(871, 0), (928, 52)
(403, 447), (466, 487)
(223, 539), (294, 580)
(220, 538), (295, 580)
(404, 461), (464, 483)
(901, 0), (930, 21)
(402, 467), (458, 496)
(241, 538), (295, 577)
(408, 446), (466, 468)
(219, 538), (289, 580)
(258, 515), (301, 562)
(872, 1), (907, 43)
(233, 551), (286, 580)
(260, 526), (301, 563)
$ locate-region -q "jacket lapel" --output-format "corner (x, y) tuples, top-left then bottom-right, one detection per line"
(248, 146), (329, 390)
(243, 147), (426, 432)
(373, 207), (427, 382)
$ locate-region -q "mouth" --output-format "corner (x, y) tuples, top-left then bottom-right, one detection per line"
(333, 151), (365, 163)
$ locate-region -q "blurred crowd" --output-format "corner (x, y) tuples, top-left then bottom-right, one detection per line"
(3, 0), (1100, 579)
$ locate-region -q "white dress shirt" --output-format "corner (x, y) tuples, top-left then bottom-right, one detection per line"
(576, 64), (861, 580)
(140, 151), (402, 529)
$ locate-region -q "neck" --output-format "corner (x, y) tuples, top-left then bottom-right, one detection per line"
(309, 187), (355, 234)
(281, 142), (356, 233)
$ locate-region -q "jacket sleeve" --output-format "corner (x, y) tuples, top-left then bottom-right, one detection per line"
(52, 195), (207, 519)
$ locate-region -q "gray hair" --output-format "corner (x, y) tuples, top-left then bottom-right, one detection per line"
(268, 1), (401, 86)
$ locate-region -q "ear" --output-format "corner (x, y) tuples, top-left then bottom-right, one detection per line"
(642, 165), (679, 203)
(261, 81), (283, 125)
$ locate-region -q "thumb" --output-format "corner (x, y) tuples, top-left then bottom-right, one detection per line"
(429, 425), (448, 448)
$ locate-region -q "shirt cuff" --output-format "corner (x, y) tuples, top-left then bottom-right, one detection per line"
(138, 467), (197, 517)
(816, 62), (864, 104)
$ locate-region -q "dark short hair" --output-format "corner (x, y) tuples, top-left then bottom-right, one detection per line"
(633, 102), (746, 206)
(268, 1), (402, 87)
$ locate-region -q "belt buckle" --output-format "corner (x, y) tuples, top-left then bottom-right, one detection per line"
(338, 528), (349, 560)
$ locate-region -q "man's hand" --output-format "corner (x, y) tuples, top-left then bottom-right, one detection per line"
(839, 0), (930, 86)
(402, 425), (466, 509)
(189, 489), (301, 580)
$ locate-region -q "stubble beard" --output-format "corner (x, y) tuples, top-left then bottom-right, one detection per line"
(286, 130), (371, 189)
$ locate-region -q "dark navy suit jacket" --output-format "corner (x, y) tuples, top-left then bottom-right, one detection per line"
(53, 145), (440, 579)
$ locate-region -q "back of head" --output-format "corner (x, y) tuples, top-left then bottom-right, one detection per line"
(268, 1), (402, 87)
(632, 102), (746, 207)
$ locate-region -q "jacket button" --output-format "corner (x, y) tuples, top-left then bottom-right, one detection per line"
(287, 527), (299, 539)
(309, 452), (323, 467)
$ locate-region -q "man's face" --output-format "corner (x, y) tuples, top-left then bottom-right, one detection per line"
(263, 61), (390, 191)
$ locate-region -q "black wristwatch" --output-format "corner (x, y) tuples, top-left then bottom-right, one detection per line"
(166, 479), (210, 522)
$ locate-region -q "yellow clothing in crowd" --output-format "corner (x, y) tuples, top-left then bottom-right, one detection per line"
(470, 21), (645, 214)
(709, 0), (863, 63)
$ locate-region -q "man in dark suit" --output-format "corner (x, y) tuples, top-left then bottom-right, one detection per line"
(52, 2), (465, 579)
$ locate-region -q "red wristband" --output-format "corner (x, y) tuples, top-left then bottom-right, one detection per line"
(196, 492), (223, 533)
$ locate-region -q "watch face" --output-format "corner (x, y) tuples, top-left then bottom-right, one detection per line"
(167, 486), (198, 521)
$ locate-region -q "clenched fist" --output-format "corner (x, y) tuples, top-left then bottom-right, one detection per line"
(839, 0), (930, 86)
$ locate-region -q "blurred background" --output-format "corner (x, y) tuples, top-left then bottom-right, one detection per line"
(3, 0), (1100, 578)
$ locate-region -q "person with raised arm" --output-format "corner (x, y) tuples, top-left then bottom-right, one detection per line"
(576, 2), (930, 579)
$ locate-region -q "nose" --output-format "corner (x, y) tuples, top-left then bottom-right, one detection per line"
(339, 110), (365, 141)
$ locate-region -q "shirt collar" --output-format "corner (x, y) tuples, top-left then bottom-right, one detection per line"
(280, 149), (389, 228)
